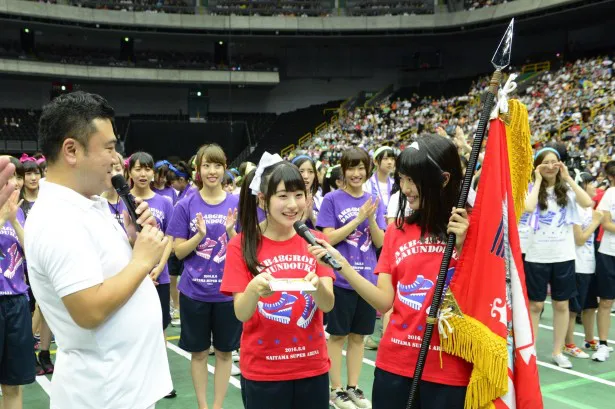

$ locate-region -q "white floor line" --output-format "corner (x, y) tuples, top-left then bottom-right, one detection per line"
(166, 342), (242, 389)
(343, 349), (615, 389)
(537, 361), (615, 388)
(538, 323), (615, 345)
(35, 374), (52, 396)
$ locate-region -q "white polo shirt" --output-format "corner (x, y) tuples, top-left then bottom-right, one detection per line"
(25, 180), (172, 409)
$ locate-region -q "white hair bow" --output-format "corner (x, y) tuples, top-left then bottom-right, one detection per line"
(250, 152), (283, 196)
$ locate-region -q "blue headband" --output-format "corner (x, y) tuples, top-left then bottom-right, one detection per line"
(225, 170), (235, 182)
(154, 159), (187, 178)
(291, 155), (313, 165)
(534, 147), (561, 161)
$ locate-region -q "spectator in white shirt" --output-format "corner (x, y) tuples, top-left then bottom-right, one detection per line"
(24, 91), (173, 409)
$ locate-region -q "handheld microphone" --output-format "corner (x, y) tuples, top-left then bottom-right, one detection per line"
(111, 174), (142, 232)
(293, 221), (342, 271)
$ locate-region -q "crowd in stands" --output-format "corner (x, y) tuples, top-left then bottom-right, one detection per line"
(25, 0), (516, 15)
(0, 41), (278, 72)
(290, 55), (615, 180)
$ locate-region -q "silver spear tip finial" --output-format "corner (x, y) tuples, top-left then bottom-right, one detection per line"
(491, 18), (514, 71)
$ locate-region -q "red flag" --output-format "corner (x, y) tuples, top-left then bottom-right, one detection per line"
(440, 118), (543, 408)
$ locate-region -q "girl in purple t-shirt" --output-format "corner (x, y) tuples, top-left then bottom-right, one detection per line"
(153, 160), (179, 205)
(0, 160), (36, 407)
(102, 152), (127, 228)
(292, 155), (321, 230)
(316, 148), (386, 408)
(167, 144), (241, 409)
(128, 152), (176, 397)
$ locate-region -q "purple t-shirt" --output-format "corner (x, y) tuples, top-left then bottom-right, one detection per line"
(167, 192), (239, 302)
(146, 194), (174, 285)
(257, 206), (266, 223)
(107, 197), (127, 229)
(316, 189), (386, 289)
(0, 209), (28, 296)
(153, 186), (178, 205)
(177, 185), (198, 204)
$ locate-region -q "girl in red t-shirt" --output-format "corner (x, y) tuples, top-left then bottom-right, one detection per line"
(220, 153), (335, 409)
(309, 135), (472, 409)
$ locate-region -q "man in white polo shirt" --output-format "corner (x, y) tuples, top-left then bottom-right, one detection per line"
(24, 92), (173, 409)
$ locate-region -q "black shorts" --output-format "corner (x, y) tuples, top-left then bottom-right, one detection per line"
(372, 367), (466, 409)
(178, 293), (241, 353)
(584, 274), (599, 309)
(0, 295), (36, 385)
(569, 274), (593, 314)
(595, 253), (615, 300)
(524, 260), (576, 302)
(168, 253), (183, 277)
(156, 283), (171, 330)
(327, 286), (376, 336)
(240, 372), (329, 409)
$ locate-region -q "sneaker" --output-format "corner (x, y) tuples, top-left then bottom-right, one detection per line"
(38, 350), (54, 374)
(171, 308), (180, 321)
(209, 345), (215, 355)
(364, 336), (379, 350)
(552, 353), (573, 369)
(592, 344), (610, 362)
(164, 389), (177, 399)
(231, 363), (241, 376)
(170, 318), (181, 327)
(583, 340), (614, 352)
(232, 350), (240, 362)
(329, 388), (356, 409)
(563, 345), (589, 359)
(346, 387), (371, 409)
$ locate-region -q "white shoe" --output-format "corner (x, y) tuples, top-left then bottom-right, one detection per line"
(552, 353), (573, 369)
(346, 387), (371, 409)
(232, 350), (240, 362)
(592, 344), (610, 362)
(329, 388), (357, 409)
(231, 363), (241, 376)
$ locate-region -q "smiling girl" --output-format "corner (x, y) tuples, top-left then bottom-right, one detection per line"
(221, 152), (335, 409)
(167, 144), (241, 409)
(524, 147), (593, 369)
(317, 148), (386, 409)
(292, 155), (321, 229)
(309, 136), (472, 409)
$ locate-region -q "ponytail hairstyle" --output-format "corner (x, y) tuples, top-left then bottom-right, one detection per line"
(291, 155), (320, 197)
(194, 144), (227, 190)
(322, 165), (342, 195)
(396, 135), (462, 241)
(534, 149), (568, 211)
(239, 161), (306, 277)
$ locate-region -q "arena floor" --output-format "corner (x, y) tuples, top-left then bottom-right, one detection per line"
(24, 300), (615, 409)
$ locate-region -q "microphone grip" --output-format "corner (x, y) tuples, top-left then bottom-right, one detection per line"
(119, 194), (142, 232)
(303, 230), (342, 271)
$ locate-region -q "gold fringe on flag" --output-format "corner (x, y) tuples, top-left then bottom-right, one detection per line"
(503, 99), (534, 223)
(440, 292), (509, 409)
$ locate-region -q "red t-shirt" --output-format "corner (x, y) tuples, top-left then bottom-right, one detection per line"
(221, 231), (335, 382)
(374, 223), (472, 386)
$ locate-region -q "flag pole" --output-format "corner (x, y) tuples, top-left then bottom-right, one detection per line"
(405, 18), (515, 409)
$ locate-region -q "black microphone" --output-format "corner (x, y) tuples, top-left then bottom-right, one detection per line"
(293, 221), (342, 271)
(111, 174), (142, 232)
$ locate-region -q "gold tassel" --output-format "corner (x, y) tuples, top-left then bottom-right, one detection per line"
(503, 99), (533, 223)
(440, 294), (509, 409)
